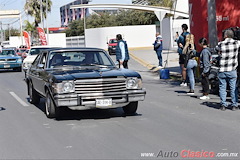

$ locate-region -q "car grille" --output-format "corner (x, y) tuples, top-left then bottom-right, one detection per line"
(75, 77), (126, 94)
(0, 59), (16, 62)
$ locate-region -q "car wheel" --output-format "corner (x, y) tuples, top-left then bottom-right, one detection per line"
(29, 82), (40, 104)
(45, 90), (59, 118)
(123, 102), (138, 115)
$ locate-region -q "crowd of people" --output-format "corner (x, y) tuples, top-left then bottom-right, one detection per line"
(175, 24), (240, 111)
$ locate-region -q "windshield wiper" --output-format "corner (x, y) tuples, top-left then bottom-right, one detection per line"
(80, 64), (110, 68)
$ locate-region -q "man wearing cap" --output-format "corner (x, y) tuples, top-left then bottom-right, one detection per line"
(153, 32), (163, 68)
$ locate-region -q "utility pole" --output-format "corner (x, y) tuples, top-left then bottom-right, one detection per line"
(46, 0), (49, 44)
(0, 21), (2, 42)
(207, 0), (218, 47)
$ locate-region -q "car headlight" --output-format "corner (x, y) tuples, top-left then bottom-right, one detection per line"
(17, 58), (22, 63)
(126, 77), (142, 89)
(53, 81), (75, 93)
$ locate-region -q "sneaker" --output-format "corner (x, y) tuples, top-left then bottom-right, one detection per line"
(199, 95), (210, 100)
(220, 105), (226, 111)
(232, 106), (239, 111)
(180, 82), (187, 87)
(187, 90), (194, 95)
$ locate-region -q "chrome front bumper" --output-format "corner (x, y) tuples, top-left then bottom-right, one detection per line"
(53, 89), (146, 110)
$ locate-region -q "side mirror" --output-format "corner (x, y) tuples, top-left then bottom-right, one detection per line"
(37, 64), (44, 69)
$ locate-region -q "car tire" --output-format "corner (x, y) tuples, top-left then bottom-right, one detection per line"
(29, 82), (40, 104)
(45, 90), (60, 119)
(123, 102), (138, 115)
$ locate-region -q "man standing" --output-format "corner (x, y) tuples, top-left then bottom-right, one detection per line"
(177, 24), (190, 86)
(115, 34), (130, 69)
(215, 29), (240, 111)
(153, 32), (163, 68)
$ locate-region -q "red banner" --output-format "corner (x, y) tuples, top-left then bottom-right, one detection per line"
(23, 31), (31, 49)
(189, 0), (240, 51)
(37, 27), (48, 45)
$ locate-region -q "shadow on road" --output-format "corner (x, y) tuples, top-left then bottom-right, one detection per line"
(0, 107), (6, 111)
(29, 98), (142, 121)
(201, 101), (220, 110)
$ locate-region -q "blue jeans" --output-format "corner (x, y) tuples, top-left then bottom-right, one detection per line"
(218, 70), (237, 107)
(187, 59), (197, 90)
(156, 50), (162, 66)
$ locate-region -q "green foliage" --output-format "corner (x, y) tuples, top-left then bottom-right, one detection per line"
(24, 0), (52, 27)
(148, 0), (174, 8)
(5, 28), (20, 40)
(66, 20), (84, 37)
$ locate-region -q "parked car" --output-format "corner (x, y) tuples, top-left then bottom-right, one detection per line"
(25, 48), (146, 118)
(22, 46), (60, 72)
(0, 49), (22, 72)
(16, 48), (27, 57)
(107, 38), (118, 55)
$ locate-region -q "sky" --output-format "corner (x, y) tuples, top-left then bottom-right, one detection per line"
(0, 0), (131, 29)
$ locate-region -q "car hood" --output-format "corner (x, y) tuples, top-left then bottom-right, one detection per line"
(46, 67), (141, 81)
(23, 55), (37, 63)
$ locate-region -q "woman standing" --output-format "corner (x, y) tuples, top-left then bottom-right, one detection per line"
(186, 46), (198, 95)
(199, 38), (211, 100)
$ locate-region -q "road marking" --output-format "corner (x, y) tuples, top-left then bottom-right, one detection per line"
(9, 92), (29, 107)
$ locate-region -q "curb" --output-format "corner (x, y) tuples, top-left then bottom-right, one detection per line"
(129, 52), (181, 78)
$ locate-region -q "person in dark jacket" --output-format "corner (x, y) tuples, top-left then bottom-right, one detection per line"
(153, 32), (163, 68)
(115, 34), (130, 69)
(199, 38), (211, 100)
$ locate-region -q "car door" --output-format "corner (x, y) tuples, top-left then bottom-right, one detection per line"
(34, 52), (48, 96)
(29, 54), (42, 93)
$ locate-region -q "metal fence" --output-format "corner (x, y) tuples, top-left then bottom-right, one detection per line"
(66, 36), (85, 47)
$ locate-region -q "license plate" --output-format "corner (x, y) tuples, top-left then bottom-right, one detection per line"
(4, 65), (10, 68)
(96, 98), (112, 108)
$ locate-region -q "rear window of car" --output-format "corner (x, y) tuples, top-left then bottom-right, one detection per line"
(109, 39), (117, 43)
(29, 48), (52, 55)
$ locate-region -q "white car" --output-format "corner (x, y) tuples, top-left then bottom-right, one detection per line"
(22, 46), (61, 72)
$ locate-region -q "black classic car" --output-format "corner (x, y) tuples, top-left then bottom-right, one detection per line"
(25, 48), (146, 118)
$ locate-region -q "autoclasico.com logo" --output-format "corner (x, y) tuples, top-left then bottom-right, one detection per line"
(141, 150), (239, 159)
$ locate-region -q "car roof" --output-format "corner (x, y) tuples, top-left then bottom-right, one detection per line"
(49, 47), (105, 53)
(30, 46), (62, 49)
(2, 49), (15, 51)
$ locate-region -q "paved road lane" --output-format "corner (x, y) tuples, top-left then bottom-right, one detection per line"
(0, 56), (239, 160)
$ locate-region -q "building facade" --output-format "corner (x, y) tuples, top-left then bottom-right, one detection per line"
(60, 0), (89, 27)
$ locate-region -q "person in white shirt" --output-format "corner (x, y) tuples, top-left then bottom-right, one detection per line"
(115, 34), (130, 69)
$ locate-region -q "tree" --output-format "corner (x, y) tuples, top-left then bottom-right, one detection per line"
(24, 0), (52, 27)
(148, 0), (174, 8)
(23, 20), (37, 43)
(4, 28), (20, 41)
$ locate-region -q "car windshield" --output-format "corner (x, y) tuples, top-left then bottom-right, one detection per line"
(110, 39), (117, 43)
(17, 49), (26, 53)
(0, 50), (15, 56)
(48, 51), (114, 68)
(29, 48), (52, 55)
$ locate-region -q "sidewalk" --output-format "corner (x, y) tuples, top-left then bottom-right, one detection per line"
(129, 48), (181, 76)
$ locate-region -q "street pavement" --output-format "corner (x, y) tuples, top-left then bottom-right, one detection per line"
(0, 54), (240, 159)
(129, 47), (180, 75)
